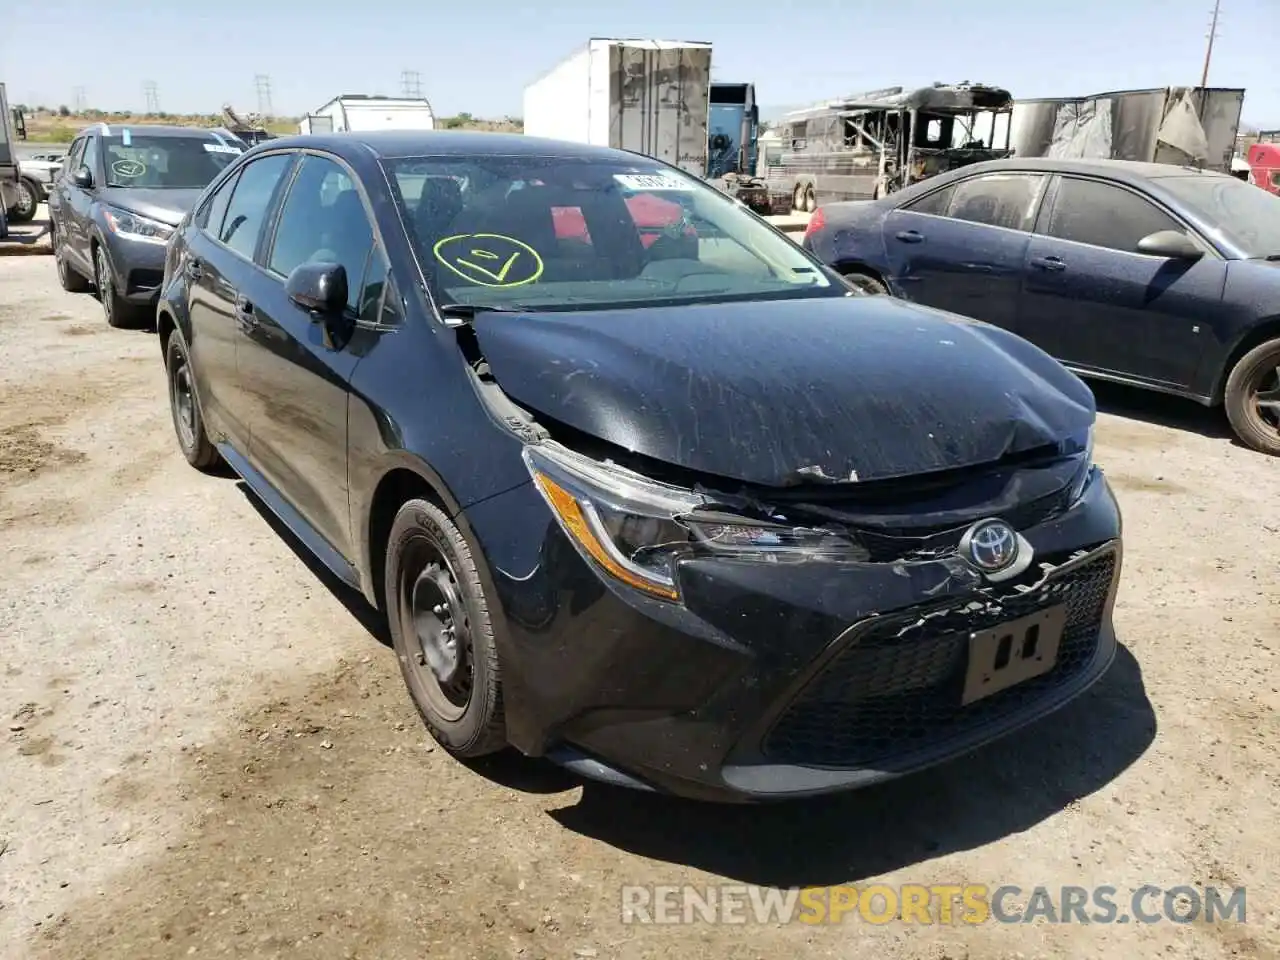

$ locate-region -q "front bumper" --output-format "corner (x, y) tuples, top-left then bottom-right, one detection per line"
(100, 230), (168, 305)
(464, 467), (1123, 802)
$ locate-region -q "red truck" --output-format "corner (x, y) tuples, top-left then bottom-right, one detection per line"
(1247, 137), (1280, 196)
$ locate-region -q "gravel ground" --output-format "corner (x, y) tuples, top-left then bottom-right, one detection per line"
(0, 251), (1278, 960)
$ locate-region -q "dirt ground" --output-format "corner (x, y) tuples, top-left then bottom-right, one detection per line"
(0, 249), (1278, 960)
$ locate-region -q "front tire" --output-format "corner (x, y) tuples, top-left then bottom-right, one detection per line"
(385, 498), (506, 757)
(94, 243), (141, 328)
(1224, 338), (1280, 456)
(165, 333), (220, 470)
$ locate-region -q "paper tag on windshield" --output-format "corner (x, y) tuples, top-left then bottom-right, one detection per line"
(203, 143), (242, 154)
(613, 172), (693, 191)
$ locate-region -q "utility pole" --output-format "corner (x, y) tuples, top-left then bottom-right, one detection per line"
(143, 81), (160, 114)
(400, 70), (423, 98)
(1201, 0), (1222, 87)
(254, 74), (274, 118)
(73, 86), (87, 112)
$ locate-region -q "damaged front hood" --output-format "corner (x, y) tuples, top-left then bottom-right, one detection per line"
(107, 188), (206, 226)
(474, 296), (1095, 487)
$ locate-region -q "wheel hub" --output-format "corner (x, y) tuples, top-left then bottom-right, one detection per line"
(1254, 364), (1280, 433)
(410, 562), (466, 684)
(172, 362), (196, 445)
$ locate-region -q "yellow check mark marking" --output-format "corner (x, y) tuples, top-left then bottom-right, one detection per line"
(456, 250), (521, 283)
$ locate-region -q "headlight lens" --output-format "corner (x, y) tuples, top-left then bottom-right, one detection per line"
(103, 206), (173, 245)
(523, 444), (861, 602)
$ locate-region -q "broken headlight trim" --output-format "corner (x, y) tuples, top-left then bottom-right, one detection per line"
(1064, 424), (1096, 505)
(522, 443), (861, 602)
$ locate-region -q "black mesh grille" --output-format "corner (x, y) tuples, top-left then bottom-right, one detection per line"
(762, 550), (1116, 768)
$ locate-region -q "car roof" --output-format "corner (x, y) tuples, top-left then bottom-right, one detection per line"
(259, 130), (657, 164)
(943, 156), (1233, 184)
(79, 123), (229, 139)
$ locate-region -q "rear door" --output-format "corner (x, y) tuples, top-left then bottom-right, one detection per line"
(48, 136), (86, 248)
(881, 172), (1048, 332)
(237, 152), (379, 561)
(182, 151), (297, 450)
(1018, 174), (1229, 389)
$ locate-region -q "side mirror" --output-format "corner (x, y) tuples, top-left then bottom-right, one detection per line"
(72, 165), (93, 189)
(1136, 229), (1203, 260)
(286, 262), (348, 318)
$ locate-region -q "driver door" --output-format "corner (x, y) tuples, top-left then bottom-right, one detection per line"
(1018, 174), (1229, 390)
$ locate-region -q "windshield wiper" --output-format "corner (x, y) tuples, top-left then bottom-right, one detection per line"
(1264, 255), (1280, 261)
(438, 303), (534, 322)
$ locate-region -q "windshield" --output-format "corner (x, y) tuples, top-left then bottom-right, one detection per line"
(383, 154), (837, 311)
(1157, 174), (1280, 258)
(102, 134), (242, 189)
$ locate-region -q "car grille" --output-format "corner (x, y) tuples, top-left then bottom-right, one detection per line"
(762, 548), (1116, 768)
(855, 484), (1076, 562)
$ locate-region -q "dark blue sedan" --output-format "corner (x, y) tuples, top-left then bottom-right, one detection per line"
(802, 157), (1280, 456)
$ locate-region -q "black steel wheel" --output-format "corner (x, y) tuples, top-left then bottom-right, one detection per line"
(385, 498), (505, 756)
(165, 333), (219, 470)
(1225, 338), (1280, 457)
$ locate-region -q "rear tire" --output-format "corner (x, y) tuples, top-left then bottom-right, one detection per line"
(385, 499), (506, 757)
(803, 185), (817, 213)
(165, 333), (220, 471)
(1224, 338), (1280, 456)
(8, 179), (38, 222)
(792, 183), (805, 214)
(842, 270), (890, 296)
(53, 224), (91, 293)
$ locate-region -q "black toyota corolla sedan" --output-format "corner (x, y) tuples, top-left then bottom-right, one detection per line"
(156, 131), (1122, 802)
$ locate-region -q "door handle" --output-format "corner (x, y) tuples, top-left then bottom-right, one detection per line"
(1030, 256), (1066, 272)
(895, 230), (924, 243)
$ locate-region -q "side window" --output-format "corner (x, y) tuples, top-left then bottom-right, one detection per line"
(63, 138), (86, 178)
(80, 137), (100, 182)
(219, 153), (294, 260)
(1043, 177), (1182, 253)
(195, 170), (238, 235)
(948, 173), (1046, 232)
(267, 155), (374, 312)
(904, 184), (955, 216)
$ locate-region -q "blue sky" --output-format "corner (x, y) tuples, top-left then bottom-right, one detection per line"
(4, 0), (1278, 125)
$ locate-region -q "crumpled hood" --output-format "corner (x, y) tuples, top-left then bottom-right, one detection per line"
(104, 188), (205, 226)
(474, 295), (1096, 487)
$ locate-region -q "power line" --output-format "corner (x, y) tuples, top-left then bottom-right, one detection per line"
(72, 86), (87, 112)
(143, 81), (160, 114)
(254, 74), (274, 117)
(1201, 0), (1222, 87)
(400, 70), (423, 99)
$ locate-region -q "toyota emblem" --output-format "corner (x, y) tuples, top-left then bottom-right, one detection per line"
(959, 519), (1019, 573)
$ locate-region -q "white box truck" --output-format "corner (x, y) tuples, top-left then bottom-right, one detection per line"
(523, 38), (712, 176)
(299, 95), (436, 135)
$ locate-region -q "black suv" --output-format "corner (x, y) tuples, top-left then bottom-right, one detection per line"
(48, 123), (243, 326)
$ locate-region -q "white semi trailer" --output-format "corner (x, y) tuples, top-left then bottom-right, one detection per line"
(299, 95), (436, 135)
(522, 38), (712, 177)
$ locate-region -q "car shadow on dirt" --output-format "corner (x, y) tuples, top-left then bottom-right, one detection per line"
(1089, 380), (1234, 442)
(235, 481), (1158, 886)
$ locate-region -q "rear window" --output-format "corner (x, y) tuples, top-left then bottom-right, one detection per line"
(385, 155), (837, 312)
(101, 133), (243, 189)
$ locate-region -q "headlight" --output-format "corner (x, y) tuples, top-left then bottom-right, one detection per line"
(103, 206), (173, 245)
(523, 443), (862, 602)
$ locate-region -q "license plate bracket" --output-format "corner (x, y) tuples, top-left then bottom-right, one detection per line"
(961, 605), (1067, 706)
